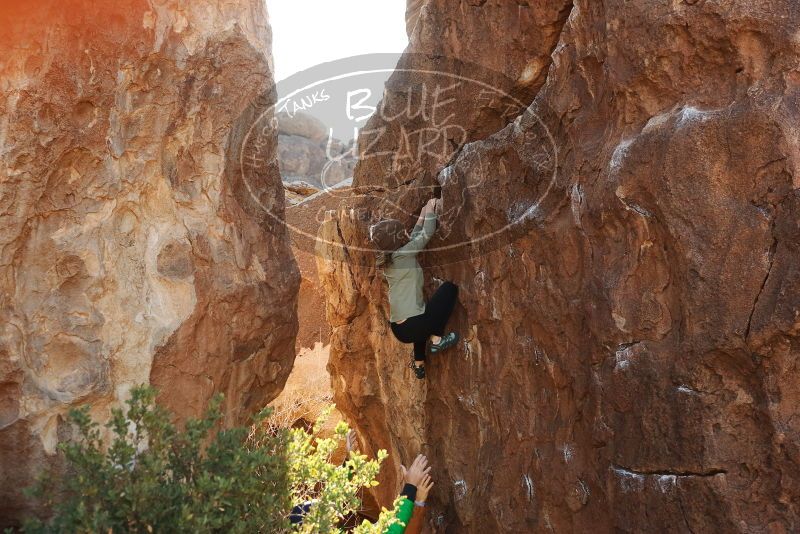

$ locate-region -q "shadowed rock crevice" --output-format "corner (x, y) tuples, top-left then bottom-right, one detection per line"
(612, 464), (728, 478)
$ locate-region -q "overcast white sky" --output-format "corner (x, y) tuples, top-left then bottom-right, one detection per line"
(267, 0), (409, 82)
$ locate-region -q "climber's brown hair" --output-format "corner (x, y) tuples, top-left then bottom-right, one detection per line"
(370, 218), (407, 268)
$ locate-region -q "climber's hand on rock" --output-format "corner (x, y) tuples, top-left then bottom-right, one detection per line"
(433, 198), (443, 216)
(401, 454), (431, 487)
(416, 473), (434, 502)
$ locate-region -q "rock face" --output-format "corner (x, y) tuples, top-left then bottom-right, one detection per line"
(405, 0), (427, 36)
(0, 0), (298, 525)
(318, 0), (800, 532)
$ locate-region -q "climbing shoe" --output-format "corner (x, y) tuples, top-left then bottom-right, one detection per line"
(409, 360), (426, 380)
(430, 332), (459, 353)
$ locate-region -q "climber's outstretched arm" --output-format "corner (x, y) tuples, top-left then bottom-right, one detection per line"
(413, 198), (437, 228)
(397, 200), (438, 256)
(405, 468), (433, 534)
(394, 208), (436, 257)
(385, 455), (432, 534)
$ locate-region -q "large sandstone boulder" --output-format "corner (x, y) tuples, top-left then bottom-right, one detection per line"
(278, 111), (328, 142)
(0, 0), (298, 525)
(318, 0), (800, 532)
(277, 113), (356, 191)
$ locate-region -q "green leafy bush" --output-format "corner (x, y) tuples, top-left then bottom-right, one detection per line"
(23, 386), (400, 533)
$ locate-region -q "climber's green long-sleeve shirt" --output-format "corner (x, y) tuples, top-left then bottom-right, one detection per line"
(384, 212), (437, 323)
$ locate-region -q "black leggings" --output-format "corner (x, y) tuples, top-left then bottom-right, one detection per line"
(390, 281), (458, 361)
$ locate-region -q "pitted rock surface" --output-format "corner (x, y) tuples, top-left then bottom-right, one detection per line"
(317, 0), (800, 531)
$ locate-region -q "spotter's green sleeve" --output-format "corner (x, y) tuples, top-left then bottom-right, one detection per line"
(384, 496), (415, 534)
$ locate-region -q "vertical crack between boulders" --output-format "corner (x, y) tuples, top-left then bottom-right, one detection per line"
(678, 496), (697, 534)
(744, 217), (778, 343)
(334, 216), (358, 292)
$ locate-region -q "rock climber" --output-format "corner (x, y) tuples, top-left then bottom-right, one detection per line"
(371, 197), (460, 379)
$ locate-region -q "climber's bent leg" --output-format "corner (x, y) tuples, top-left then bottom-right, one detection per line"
(390, 315), (429, 361)
(390, 316), (429, 378)
(425, 281), (459, 336)
(412, 341), (427, 362)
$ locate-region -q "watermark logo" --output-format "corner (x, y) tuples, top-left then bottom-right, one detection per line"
(239, 53), (558, 265)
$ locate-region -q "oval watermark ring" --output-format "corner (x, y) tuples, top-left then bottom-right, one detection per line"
(239, 53), (559, 262)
